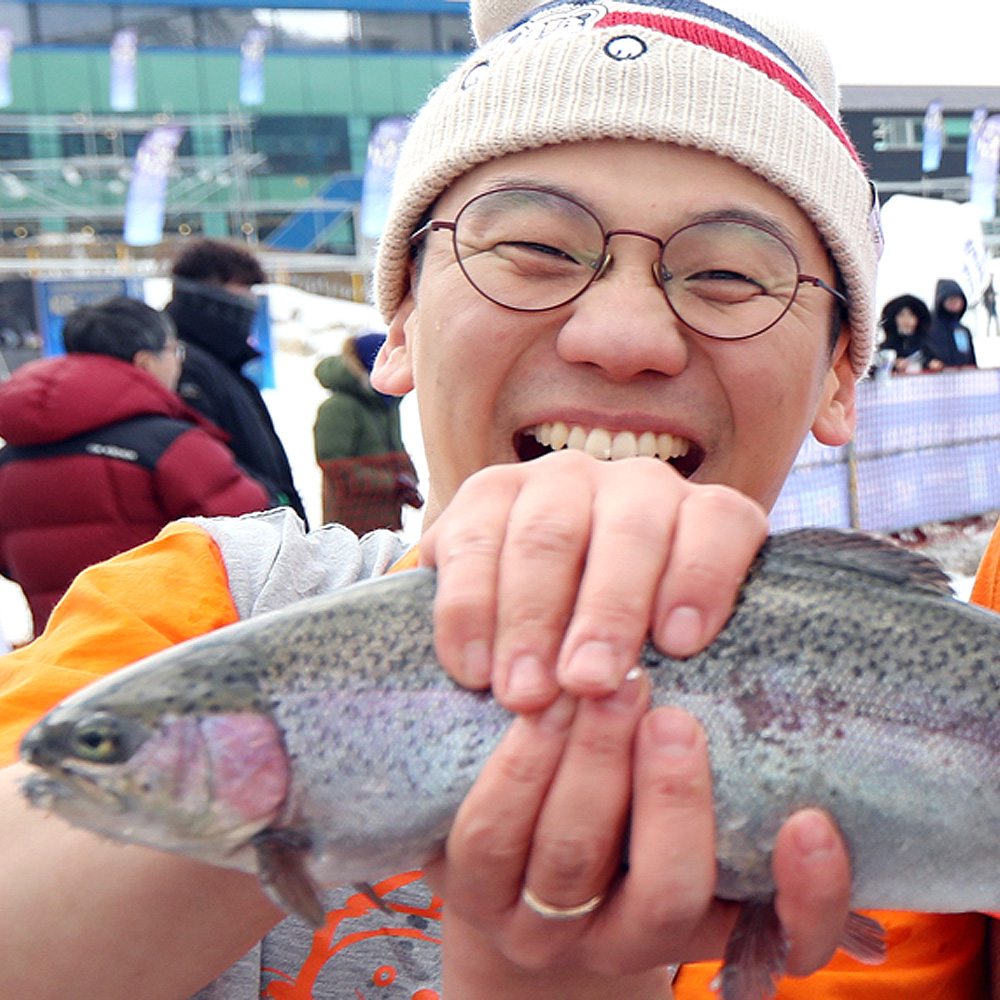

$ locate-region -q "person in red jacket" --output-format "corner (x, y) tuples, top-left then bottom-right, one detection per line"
(0, 295), (272, 635)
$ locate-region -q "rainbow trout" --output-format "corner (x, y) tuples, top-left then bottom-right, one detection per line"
(19, 529), (1000, 997)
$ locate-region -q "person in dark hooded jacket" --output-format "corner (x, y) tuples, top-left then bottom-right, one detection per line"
(878, 294), (931, 373)
(924, 279), (977, 370)
(313, 332), (422, 534)
(164, 239), (307, 522)
(0, 296), (271, 634)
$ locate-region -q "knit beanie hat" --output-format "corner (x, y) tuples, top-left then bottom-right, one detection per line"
(374, 0), (882, 378)
(352, 331), (387, 373)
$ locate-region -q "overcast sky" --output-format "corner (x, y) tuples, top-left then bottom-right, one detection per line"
(753, 1), (999, 87)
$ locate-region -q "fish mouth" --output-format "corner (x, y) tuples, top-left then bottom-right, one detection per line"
(515, 421), (704, 477)
(22, 766), (126, 814)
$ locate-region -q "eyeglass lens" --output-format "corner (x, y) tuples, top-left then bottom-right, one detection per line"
(450, 187), (802, 338)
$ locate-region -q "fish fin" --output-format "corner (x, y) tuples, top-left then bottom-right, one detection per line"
(838, 911), (887, 965)
(251, 828), (326, 930)
(761, 528), (954, 597)
(712, 898), (788, 1000)
(352, 880), (394, 914)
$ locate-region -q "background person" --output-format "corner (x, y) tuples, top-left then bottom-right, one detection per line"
(314, 331), (423, 533)
(878, 293), (931, 373)
(924, 278), (977, 370)
(165, 238), (307, 522)
(0, 296), (271, 635)
(0, 0), (960, 998)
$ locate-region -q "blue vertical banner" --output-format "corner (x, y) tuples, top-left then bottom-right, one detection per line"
(123, 125), (185, 246)
(970, 115), (1000, 221)
(922, 100), (943, 173)
(359, 117), (410, 241)
(239, 26), (266, 106)
(0, 28), (13, 109)
(967, 106), (988, 175)
(109, 27), (138, 112)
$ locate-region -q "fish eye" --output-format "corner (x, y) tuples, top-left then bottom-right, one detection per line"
(69, 715), (131, 764)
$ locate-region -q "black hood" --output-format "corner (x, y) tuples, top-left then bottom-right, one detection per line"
(165, 277), (260, 370)
(933, 279), (967, 320)
(879, 294), (932, 341)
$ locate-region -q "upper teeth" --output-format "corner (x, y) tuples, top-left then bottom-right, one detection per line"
(530, 422), (691, 462)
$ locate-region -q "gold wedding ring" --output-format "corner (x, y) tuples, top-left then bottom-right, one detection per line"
(520, 885), (605, 920)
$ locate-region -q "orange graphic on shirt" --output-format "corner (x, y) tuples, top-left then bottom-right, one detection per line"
(262, 870), (442, 1000)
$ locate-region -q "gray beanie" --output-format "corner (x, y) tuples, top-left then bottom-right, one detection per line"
(374, 0), (882, 377)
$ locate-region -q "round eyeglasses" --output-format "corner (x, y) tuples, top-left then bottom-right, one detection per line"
(410, 186), (847, 341)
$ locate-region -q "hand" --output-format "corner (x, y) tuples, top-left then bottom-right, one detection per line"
(420, 449), (769, 711)
(424, 678), (851, 994)
(396, 472), (425, 509)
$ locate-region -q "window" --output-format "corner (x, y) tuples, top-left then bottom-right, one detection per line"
(244, 116), (350, 175)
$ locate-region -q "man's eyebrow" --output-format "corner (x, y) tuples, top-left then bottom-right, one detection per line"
(688, 207), (799, 247)
(476, 180), (802, 248)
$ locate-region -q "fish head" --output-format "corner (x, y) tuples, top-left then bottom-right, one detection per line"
(20, 640), (290, 871)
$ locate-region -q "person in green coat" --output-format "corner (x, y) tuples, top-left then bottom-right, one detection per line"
(313, 332), (422, 533)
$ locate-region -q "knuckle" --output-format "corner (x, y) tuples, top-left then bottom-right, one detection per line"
(690, 484), (768, 533)
(532, 830), (616, 888)
(506, 509), (584, 558)
(455, 815), (527, 871)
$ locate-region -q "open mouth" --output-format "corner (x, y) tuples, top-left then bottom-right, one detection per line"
(516, 421), (704, 477)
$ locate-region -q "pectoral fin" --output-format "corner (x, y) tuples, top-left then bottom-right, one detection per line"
(251, 828), (326, 929)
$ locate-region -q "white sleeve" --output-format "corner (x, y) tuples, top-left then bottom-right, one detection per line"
(186, 508), (411, 620)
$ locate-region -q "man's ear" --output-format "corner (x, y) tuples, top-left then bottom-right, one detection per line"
(811, 330), (856, 447)
(132, 350), (156, 377)
(370, 292), (416, 396)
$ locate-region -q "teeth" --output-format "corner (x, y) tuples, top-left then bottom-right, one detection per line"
(529, 422), (691, 463)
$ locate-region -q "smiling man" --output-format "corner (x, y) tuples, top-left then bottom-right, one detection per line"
(3, 1), (987, 999)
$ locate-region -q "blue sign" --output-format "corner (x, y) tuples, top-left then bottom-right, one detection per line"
(35, 277), (144, 356)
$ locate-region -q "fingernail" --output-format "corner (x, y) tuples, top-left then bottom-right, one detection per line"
(661, 606), (703, 658)
(537, 692), (576, 734)
(792, 811), (836, 861)
(598, 664), (645, 711)
(506, 653), (548, 702)
(648, 708), (698, 755)
(564, 639), (619, 692)
(462, 640), (491, 687)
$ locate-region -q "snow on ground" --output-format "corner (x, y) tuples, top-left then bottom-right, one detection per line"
(0, 282), (993, 648)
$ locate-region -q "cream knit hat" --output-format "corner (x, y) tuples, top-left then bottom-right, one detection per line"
(374, 0), (882, 377)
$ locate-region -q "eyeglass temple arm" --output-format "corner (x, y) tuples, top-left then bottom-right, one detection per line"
(409, 220), (456, 245)
(798, 274), (847, 307)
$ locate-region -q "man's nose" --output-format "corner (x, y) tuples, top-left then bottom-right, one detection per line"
(554, 237), (689, 380)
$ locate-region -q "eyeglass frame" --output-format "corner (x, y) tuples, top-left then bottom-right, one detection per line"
(409, 185), (848, 342)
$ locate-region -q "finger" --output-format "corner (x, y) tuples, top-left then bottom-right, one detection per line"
(555, 457), (680, 698)
(438, 693), (578, 925)
(771, 808), (852, 977)
(520, 669), (649, 919)
(652, 485), (769, 658)
(587, 706), (735, 972)
(492, 452), (595, 710)
(422, 468), (520, 690)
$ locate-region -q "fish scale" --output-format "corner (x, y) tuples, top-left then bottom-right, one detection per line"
(19, 527), (1000, 999)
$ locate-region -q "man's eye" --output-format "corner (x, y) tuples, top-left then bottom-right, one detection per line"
(685, 270), (767, 301)
(497, 240), (581, 262)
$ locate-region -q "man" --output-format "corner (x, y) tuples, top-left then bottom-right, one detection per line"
(165, 238), (307, 520)
(0, 296), (270, 634)
(5, 1), (984, 997)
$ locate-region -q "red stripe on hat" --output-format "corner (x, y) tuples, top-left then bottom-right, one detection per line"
(594, 10), (862, 166)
